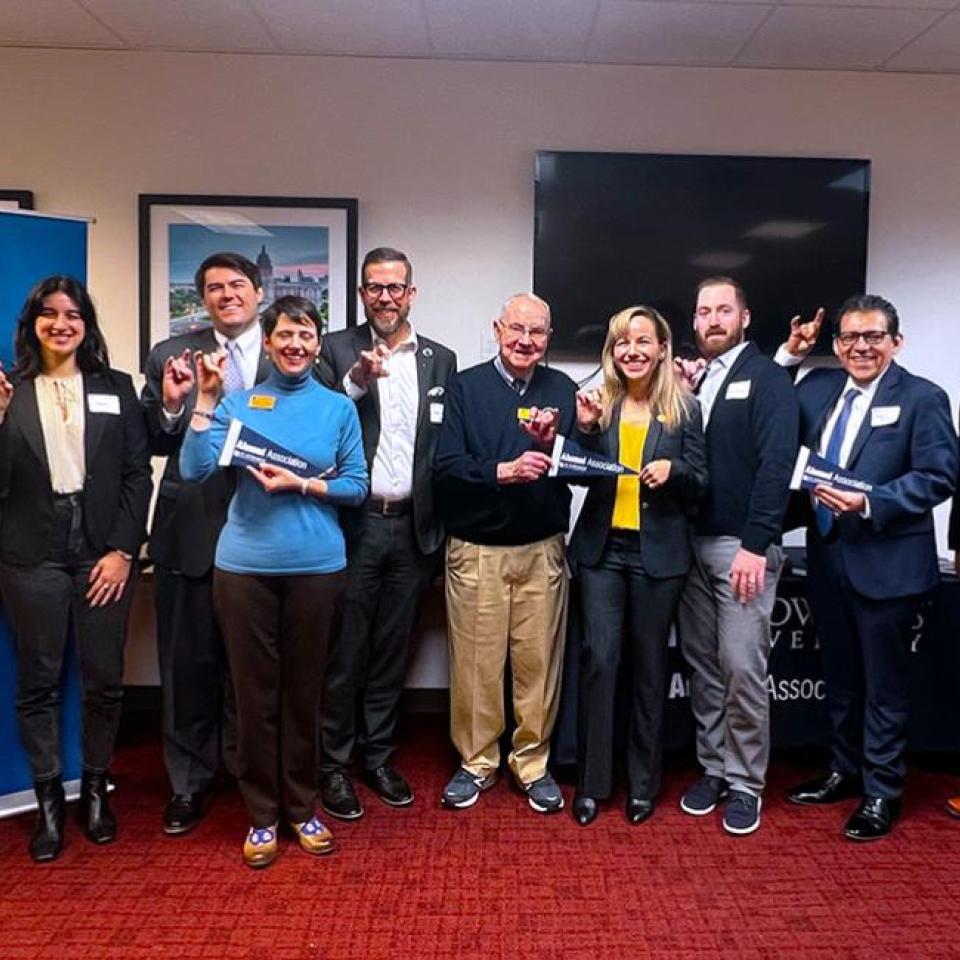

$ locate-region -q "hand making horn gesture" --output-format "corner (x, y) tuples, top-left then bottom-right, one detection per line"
(785, 306), (825, 359)
(161, 348), (196, 414)
(0, 363), (14, 422)
(575, 388), (604, 431)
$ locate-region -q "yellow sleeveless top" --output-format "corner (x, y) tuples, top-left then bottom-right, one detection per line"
(611, 420), (648, 531)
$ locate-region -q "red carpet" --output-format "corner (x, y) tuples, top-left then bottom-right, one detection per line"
(2, 718), (960, 959)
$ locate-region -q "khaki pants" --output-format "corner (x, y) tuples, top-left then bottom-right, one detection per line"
(445, 534), (568, 785)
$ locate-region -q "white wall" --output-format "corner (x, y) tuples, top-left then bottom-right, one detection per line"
(2, 49), (958, 683)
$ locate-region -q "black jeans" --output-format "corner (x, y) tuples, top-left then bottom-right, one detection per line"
(576, 530), (685, 800)
(0, 495), (134, 780)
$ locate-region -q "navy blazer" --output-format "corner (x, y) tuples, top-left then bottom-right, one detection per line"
(568, 399), (708, 578)
(0, 369), (152, 565)
(317, 322), (457, 556)
(796, 362), (957, 599)
(141, 327), (272, 577)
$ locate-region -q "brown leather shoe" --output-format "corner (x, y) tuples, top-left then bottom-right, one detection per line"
(291, 816), (335, 856)
(945, 796), (960, 819)
(242, 824), (278, 868)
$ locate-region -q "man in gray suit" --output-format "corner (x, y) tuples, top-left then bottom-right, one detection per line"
(142, 252), (271, 835)
(317, 247), (456, 819)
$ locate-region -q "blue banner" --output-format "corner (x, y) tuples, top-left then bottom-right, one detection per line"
(548, 433), (639, 478)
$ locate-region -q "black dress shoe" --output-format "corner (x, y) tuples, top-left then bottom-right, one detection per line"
(572, 794), (598, 826)
(364, 765), (414, 807)
(844, 796), (900, 842)
(30, 777), (65, 863)
(788, 771), (861, 806)
(626, 797), (654, 825)
(163, 794), (205, 835)
(320, 770), (364, 820)
(78, 771), (117, 844)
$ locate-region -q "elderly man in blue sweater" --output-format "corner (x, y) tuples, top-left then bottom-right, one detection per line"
(434, 293), (577, 814)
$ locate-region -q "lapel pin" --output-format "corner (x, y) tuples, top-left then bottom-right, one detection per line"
(422, 346), (433, 358)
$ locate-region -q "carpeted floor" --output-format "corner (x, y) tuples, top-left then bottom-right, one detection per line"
(3, 716), (960, 960)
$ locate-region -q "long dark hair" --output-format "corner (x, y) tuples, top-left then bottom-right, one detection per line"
(11, 275), (110, 380)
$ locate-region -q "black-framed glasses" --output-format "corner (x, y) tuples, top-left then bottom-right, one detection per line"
(362, 282), (409, 299)
(835, 330), (891, 347)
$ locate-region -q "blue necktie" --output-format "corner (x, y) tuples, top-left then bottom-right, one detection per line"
(223, 340), (245, 396)
(815, 387), (860, 536)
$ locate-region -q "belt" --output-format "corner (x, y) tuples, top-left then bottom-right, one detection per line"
(365, 496), (412, 517)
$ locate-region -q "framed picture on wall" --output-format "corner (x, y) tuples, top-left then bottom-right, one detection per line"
(0, 190), (35, 210)
(138, 193), (358, 369)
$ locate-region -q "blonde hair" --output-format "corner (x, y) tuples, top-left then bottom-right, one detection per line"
(599, 305), (692, 430)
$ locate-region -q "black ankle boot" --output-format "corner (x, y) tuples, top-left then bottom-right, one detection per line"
(79, 770), (117, 844)
(30, 777), (65, 863)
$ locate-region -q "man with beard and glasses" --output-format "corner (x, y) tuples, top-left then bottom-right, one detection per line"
(317, 247), (456, 820)
(675, 276), (798, 836)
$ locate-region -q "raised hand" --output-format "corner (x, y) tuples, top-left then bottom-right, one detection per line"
(674, 357), (706, 391)
(785, 307), (825, 358)
(496, 450), (553, 484)
(349, 342), (391, 388)
(0, 363), (14, 421)
(193, 349), (227, 404)
(576, 388), (604, 430)
(161, 349), (196, 413)
(520, 406), (560, 447)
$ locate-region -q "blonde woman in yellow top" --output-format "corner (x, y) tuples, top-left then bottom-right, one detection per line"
(567, 306), (707, 826)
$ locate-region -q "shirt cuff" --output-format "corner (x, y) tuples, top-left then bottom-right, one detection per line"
(161, 405), (184, 429)
(860, 496), (871, 519)
(774, 346), (803, 368)
(343, 372), (367, 401)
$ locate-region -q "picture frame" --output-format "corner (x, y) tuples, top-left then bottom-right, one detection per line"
(138, 194), (358, 369)
(0, 190), (35, 210)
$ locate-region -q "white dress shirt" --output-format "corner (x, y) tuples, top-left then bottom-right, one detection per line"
(343, 325), (419, 501)
(697, 341), (750, 427)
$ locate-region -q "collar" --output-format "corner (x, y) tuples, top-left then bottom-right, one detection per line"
(840, 361), (892, 405)
(493, 354), (531, 391)
(708, 340), (751, 370)
(371, 323), (418, 355)
(215, 320), (262, 356)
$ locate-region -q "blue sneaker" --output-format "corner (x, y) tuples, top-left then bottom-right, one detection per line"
(524, 773), (564, 814)
(680, 775), (727, 816)
(441, 767), (496, 809)
(723, 790), (761, 835)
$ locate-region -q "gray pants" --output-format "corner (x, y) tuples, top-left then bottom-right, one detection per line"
(677, 536), (783, 796)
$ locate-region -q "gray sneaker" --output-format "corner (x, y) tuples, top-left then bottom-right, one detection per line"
(680, 775), (728, 816)
(524, 773), (564, 814)
(723, 790), (761, 835)
(441, 767), (496, 809)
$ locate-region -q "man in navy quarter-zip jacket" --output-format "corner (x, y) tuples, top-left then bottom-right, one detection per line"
(676, 276), (799, 837)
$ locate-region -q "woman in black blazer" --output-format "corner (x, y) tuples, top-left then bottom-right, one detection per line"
(568, 306), (707, 826)
(0, 276), (151, 862)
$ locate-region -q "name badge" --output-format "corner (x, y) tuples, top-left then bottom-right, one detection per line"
(87, 393), (120, 415)
(871, 405), (900, 427)
(430, 402), (444, 424)
(248, 395), (276, 411)
(725, 379), (751, 400)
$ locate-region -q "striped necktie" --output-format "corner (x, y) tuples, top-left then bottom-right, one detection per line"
(222, 339), (245, 396)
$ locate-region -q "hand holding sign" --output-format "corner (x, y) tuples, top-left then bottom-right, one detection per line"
(497, 450), (552, 484)
(813, 483), (866, 516)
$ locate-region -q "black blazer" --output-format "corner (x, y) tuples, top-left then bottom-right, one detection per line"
(0, 368), (152, 565)
(568, 399), (708, 578)
(317, 322), (457, 556)
(141, 327), (272, 577)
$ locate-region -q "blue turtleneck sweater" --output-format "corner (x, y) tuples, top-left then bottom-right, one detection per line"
(180, 368), (367, 575)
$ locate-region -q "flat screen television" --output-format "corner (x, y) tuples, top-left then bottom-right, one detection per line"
(534, 151), (870, 362)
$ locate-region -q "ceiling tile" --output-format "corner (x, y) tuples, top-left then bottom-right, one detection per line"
(885, 9), (960, 70)
(81, 0), (273, 51)
(587, 0), (773, 65)
(738, 5), (945, 68)
(0, 0), (123, 47)
(251, 0), (430, 56)
(425, 0), (597, 61)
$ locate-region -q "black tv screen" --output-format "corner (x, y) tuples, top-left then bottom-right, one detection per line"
(534, 151), (870, 361)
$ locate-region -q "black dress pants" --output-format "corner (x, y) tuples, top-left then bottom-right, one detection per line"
(0, 495), (133, 780)
(214, 568), (345, 827)
(320, 511), (437, 773)
(576, 531), (685, 800)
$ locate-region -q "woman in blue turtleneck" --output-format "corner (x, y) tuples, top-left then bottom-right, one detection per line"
(180, 295), (367, 869)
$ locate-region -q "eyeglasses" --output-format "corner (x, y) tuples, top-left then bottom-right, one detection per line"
(835, 330), (891, 347)
(497, 321), (551, 344)
(362, 282), (409, 299)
